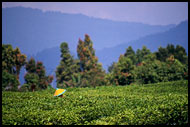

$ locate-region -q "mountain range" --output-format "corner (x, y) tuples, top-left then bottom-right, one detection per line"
(2, 7), (188, 87)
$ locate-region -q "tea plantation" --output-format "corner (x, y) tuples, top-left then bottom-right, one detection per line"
(2, 80), (188, 125)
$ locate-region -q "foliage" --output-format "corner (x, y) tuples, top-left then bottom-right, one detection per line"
(155, 44), (188, 64)
(111, 55), (135, 85)
(24, 73), (39, 91)
(108, 62), (117, 73)
(110, 45), (188, 85)
(25, 57), (36, 73)
(136, 46), (151, 64)
(25, 58), (54, 91)
(14, 47), (27, 80)
(2, 70), (19, 91)
(2, 80), (188, 125)
(71, 73), (81, 87)
(36, 61), (49, 89)
(2, 44), (16, 73)
(77, 34), (106, 87)
(174, 45), (188, 65)
(165, 55), (186, 81)
(135, 60), (160, 84)
(56, 42), (80, 88)
(134, 54), (187, 84)
(2, 44), (26, 91)
(19, 84), (30, 92)
(155, 46), (168, 62)
(124, 46), (136, 65)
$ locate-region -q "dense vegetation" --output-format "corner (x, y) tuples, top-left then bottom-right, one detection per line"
(2, 34), (188, 125)
(2, 44), (53, 91)
(2, 34), (188, 90)
(2, 80), (188, 125)
(55, 35), (188, 88)
(56, 34), (106, 88)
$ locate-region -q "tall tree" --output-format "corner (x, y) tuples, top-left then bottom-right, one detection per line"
(36, 61), (46, 79)
(2, 44), (15, 74)
(36, 61), (48, 89)
(14, 47), (27, 81)
(25, 58), (38, 91)
(2, 44), (26, 90)
(25, 58), (53, 91)
(56, 42), (80, 88)
(77, 34), (106, 87)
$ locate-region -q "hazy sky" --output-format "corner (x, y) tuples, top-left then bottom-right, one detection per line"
(2, 2), (188, 25)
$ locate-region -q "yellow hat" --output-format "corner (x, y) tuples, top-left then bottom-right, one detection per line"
(54, 88), (66, 97)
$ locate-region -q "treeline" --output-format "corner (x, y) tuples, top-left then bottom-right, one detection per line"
(107, 45), (188, 85)
(56, 34), (106, 88)
(2, 34), (188, 90)
(55, 34), (188, 88)
(2, 44), (54, 91)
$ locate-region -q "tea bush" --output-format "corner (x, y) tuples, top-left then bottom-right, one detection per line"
(2, 80), (188, 125)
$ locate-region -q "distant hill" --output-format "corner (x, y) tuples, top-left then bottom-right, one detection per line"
(2, 7), (175, 55)
(97, 20), (188, 70)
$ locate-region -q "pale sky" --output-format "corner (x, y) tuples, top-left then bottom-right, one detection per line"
(2, 2), (188, 25)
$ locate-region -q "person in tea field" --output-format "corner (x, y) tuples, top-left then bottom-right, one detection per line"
(54, 88), (66, 98)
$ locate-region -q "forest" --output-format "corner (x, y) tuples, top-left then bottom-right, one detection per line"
(2, 34), (188, 91)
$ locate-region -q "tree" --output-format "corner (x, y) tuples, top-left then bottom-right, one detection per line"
(77, 34), (106, 87)
(36, 61), (46, 78)
(134, 54), (187, 84)
(166, 44), (175, 56)
(136, 46), (151, 64)
(155, 46), (168, 62)
(166, 55), (185, 81)
(25, 58), (54, 91)
(14, 47), (27, 81)
(2, 70), (19, 91)
(24, 73), (39, 91)
(134, 56), (160, 84)
(112, 55), (135, 85)
(174, 45), (188, 65)
(2, 44), (26, 91)
(2, 44), (15, 74)
(25, 57), (36, 73)
(36, 61), (49, 89)
(124, 46), (136, 65)
(56, 42), (80, 88)
(155, 44), (188, 65)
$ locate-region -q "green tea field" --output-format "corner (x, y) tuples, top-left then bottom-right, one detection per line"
(2, 80), (188, 125)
